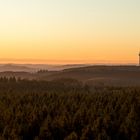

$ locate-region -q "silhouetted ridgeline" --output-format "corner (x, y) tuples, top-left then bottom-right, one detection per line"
(0, 77), (140, 140)
(1, 65), (140, 86)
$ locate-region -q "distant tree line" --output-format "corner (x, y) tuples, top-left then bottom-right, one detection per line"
(37, 70), (49, 74)
(0, 77), (139, 140)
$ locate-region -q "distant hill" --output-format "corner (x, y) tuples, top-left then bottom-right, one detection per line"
(22, 64), (89, 71)
(0, 64), (89, 72)
(1, 65), (140, 86)
(0, 64), (35, 72)
(39, 65), (140, 86)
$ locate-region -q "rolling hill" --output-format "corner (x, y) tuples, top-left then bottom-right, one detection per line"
(0, 65), (140, 86)
(39, 65), (140, 86)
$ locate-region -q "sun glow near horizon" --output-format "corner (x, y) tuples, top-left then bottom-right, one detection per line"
(0, 0), (140, 64)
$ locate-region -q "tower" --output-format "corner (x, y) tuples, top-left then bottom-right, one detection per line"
(139, 52), (140, 66)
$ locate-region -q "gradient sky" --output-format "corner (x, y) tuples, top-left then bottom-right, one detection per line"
(0, 0), (140, 64)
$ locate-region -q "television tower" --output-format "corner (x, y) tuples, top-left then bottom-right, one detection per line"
(139, 52), (140, 66)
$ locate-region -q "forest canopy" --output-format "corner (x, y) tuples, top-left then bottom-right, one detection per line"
(0, 77), (139, 140)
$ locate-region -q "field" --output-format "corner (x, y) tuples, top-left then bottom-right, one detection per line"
(0, 66), (140, 140)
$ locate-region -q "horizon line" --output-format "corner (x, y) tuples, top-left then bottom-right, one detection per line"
(0, 58), (138, 65)
(0, 62), (138, 66)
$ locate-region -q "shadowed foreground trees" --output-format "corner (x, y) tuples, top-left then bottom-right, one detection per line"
(0, 77), (140, 140)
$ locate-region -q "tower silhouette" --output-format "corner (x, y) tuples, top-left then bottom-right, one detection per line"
(139, 52), (140, 66)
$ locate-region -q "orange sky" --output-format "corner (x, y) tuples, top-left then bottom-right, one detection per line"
(0, 0), (140, 64)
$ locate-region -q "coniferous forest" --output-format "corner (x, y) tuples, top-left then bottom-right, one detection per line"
(0, 77), (140, 140)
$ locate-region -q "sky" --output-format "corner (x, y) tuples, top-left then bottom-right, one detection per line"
(0, 0), (140, 64)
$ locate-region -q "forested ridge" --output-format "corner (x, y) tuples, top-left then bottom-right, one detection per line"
(0, 77), (140, 140)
